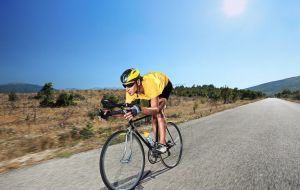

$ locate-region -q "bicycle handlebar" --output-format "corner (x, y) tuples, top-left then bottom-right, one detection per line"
(101, 99), (136, 108)
(98, 99), (142, 120)
(97, 107), (133, 120)
(112, 103), (135, 108)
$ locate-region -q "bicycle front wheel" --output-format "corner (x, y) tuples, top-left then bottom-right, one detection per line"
(100, 130), (145, 190)
(161, 122), (183, 168)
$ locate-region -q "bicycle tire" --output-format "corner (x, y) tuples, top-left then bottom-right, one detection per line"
(160, 122), (183, 168)
(100, 130), (145, 190)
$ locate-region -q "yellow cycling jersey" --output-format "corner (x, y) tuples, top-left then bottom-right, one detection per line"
(125, 72), (169, 104)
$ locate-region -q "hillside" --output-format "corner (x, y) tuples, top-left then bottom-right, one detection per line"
(0, 83), (43, 93)
(247, 76), (300, 95)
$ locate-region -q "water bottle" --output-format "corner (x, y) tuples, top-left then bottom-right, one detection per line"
(145, 132), (154, 146)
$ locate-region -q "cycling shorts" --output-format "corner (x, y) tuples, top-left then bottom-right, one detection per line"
(159, 80), (173, 100)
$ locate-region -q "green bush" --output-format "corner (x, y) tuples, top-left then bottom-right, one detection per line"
(276, 89), (300, 100)
(56, 92), (76, 107)
(88, 111), (97, 120)
(79, 122), (94, 139)
(70, 126), (80, 140)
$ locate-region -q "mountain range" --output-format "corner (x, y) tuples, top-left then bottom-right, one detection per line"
(0, 83), (43, 93)
(1, 76), (300, 95)
(247, 76), (300, 95)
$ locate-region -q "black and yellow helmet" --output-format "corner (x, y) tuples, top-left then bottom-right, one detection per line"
(120, 68), (141, 85)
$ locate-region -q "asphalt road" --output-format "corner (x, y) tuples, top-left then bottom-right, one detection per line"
(1, 98), (300, 190)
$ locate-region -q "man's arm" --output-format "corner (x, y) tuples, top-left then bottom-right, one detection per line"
(141, 97), (161, 115)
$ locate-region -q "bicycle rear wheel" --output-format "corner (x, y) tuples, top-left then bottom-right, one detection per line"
(161, 122), (183, 168)
(100, 130), (145, 190)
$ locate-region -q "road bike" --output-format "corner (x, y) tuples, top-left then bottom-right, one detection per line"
(98, 99), (183, 190)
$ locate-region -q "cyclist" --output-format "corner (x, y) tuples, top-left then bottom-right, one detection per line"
(120, 68), (173, 153)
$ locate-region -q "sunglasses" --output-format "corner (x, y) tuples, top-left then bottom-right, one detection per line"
(122, 82), (135, 88)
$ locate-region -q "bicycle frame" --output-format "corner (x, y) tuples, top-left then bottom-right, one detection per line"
(128, 115), (159, 150)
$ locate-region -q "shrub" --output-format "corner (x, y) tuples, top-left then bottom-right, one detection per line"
(58, 132), (71, 145)
(98, 127), (112, 137)
(293, 94), (300, 100)
(88, 111), (97, 120)
(8, 92), (18, 102)
(79, 122), (94, 139)
(55, 92), (76, 107)
(193, 101), (199, 113)
(70, 126), (80, 140)
(73, 93), (85, 101)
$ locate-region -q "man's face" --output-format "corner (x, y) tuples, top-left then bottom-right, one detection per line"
(125, 82), (137, 96)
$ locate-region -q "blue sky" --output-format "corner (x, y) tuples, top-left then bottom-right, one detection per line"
(1, 0), (299, 89)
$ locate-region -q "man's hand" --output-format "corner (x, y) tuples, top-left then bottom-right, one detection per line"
(124, 111), (134, 121)
(124, 105), (141, 120)
(131, 105), (141, 116)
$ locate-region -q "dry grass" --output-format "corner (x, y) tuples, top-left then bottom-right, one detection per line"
(0, 90), (259, 173)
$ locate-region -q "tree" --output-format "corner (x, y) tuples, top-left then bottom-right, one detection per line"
(38, 82), (55, 107)
(173, 84), (264, 101)
(220, 86), (232, 104)
(232, 88), (239, 103)
(208, 88), (220, 102)
(278, 89), (291, 98)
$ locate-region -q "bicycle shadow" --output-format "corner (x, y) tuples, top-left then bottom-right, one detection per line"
(134, 167), (171, 189)
(98, 168), (171, 190)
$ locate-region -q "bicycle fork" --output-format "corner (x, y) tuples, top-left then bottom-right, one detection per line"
(120, 128), (134, 164)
